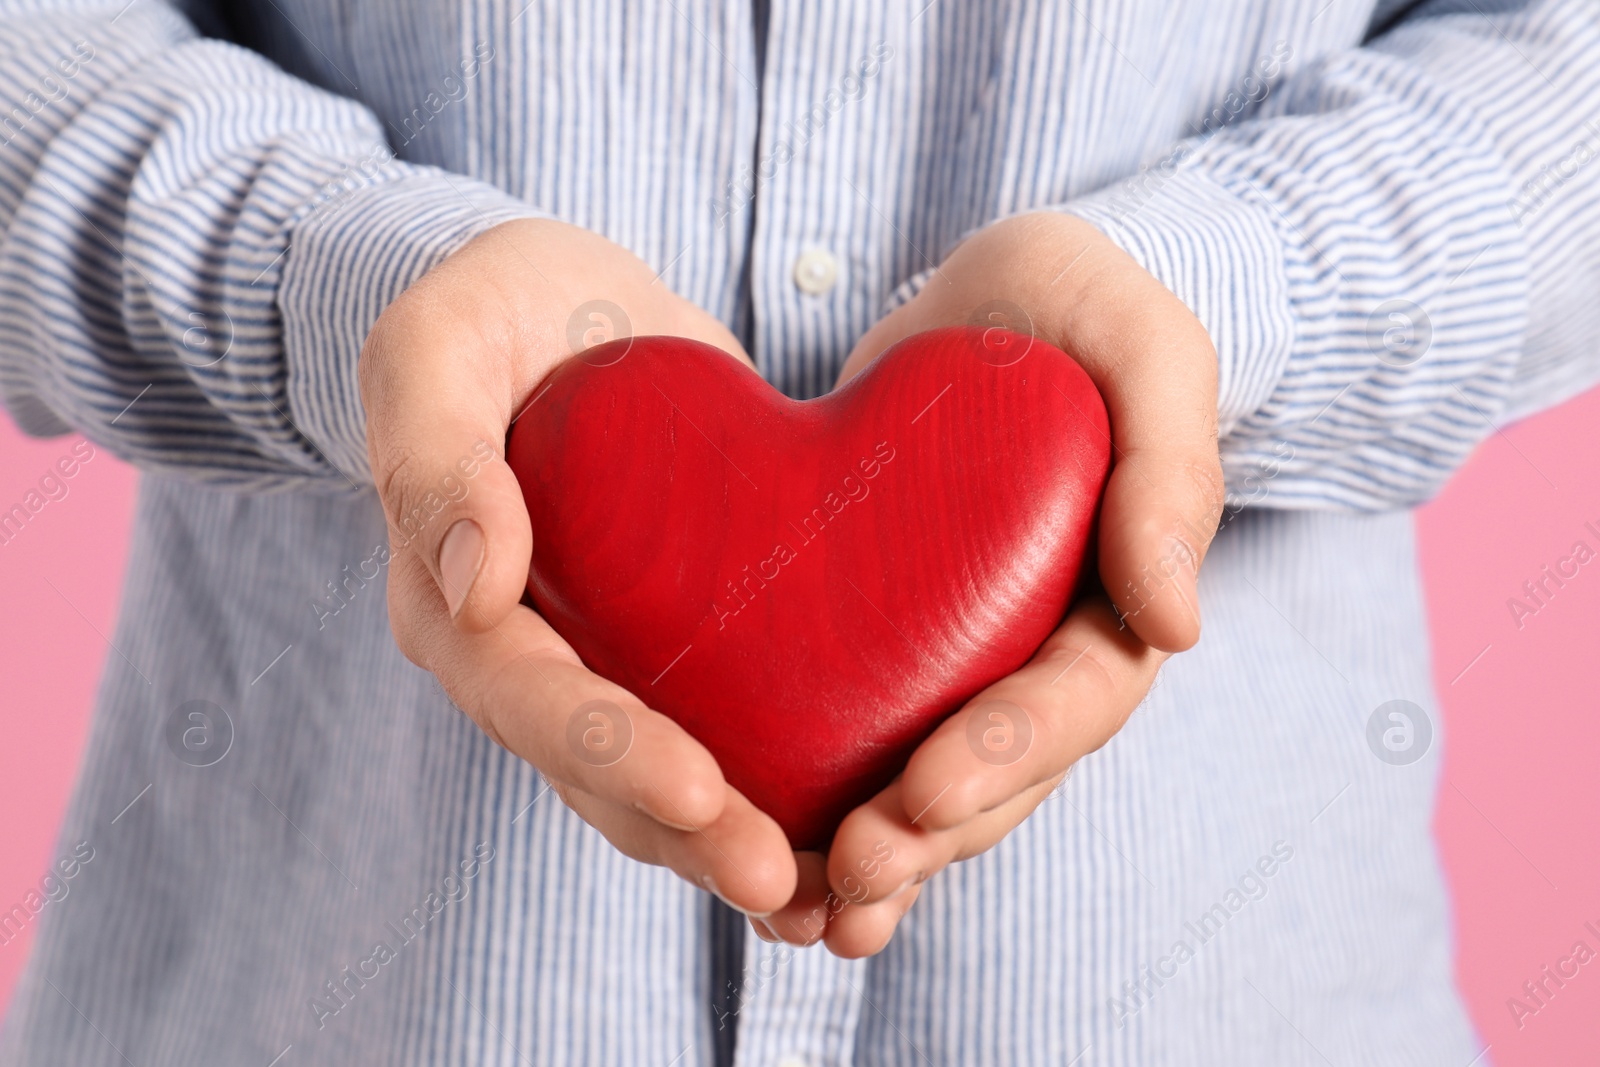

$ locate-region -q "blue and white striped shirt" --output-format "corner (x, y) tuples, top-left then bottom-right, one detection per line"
(2, 0), (1598, 1063)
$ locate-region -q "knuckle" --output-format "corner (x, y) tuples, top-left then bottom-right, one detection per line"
(1181, 455), (1226, 519)
(373, 443), (420, 523)
(547, 777), (592, 819)
(458, 650), (534, 755)
(420, 655), (507, 751)
(547, 776), (575, 806)
(386, 594), (426, 667)
(1041, 640), (1121, 703)
(384, 562), (441, 668)
(356, 317), (399, 404)
(393, 611), (514, 755)
(455, 683), (510, 754)
(1074, 644), (1123, 698)
(1183, 319), (1218, 362)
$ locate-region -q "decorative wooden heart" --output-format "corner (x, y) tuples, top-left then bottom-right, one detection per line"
(508, 326), (1111, 849)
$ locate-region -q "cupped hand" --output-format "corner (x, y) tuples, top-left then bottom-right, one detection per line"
(754, 211), (1225, 955)
(359, 218), (797, 918)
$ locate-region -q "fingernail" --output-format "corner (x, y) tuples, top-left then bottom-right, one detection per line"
(751, 918), (780, 943)
(701, 874), (772, 919)
(438, 519), (485, 618)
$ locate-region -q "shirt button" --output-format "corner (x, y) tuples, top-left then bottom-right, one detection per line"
(792, 249), (838, 295)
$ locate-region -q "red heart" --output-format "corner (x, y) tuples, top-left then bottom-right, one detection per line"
(508, 326), (1111, 849)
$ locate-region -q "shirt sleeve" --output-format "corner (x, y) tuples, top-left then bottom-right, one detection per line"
(0, 1), (547, 490)
(1057, 0), (1600, 510)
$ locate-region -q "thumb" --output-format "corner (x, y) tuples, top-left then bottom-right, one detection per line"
(833, 299), (930, 388)
(360, 314), (533, 633)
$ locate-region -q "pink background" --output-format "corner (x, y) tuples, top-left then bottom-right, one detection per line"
(3, 389), (1599, 1059)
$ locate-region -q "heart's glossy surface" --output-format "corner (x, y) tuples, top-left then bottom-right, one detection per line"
(509, 326), (1111, 848)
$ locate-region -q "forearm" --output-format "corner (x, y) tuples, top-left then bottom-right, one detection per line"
(0, 2), (543, 488)
(1053, 0), (1600, 510)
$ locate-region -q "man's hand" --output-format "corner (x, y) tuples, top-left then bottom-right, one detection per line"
(752, 211), (1224, 955)
(360, 218), (797, 917)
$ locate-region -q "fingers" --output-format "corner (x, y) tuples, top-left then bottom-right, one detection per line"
(358, 216), (788, 911)
(753, 851), (832, 946)
(754, 772), (1070, 958)
(898, 595), (1164, 833)
(558, 782), (797, 917)
(820, 776), (1060, 958)
(391, 544), (800, 911)
(804, 593), (1164, 957)
(388, 546), (727, 830)
(823, 884), (923, 959)
(379, 438), (801, 915)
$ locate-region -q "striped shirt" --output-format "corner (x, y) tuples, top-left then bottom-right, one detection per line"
(3, 0), (1598, 1064)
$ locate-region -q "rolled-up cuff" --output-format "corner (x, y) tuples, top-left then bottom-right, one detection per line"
(278, 170), (550, 483)
(1058, 168), (1297, 441)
